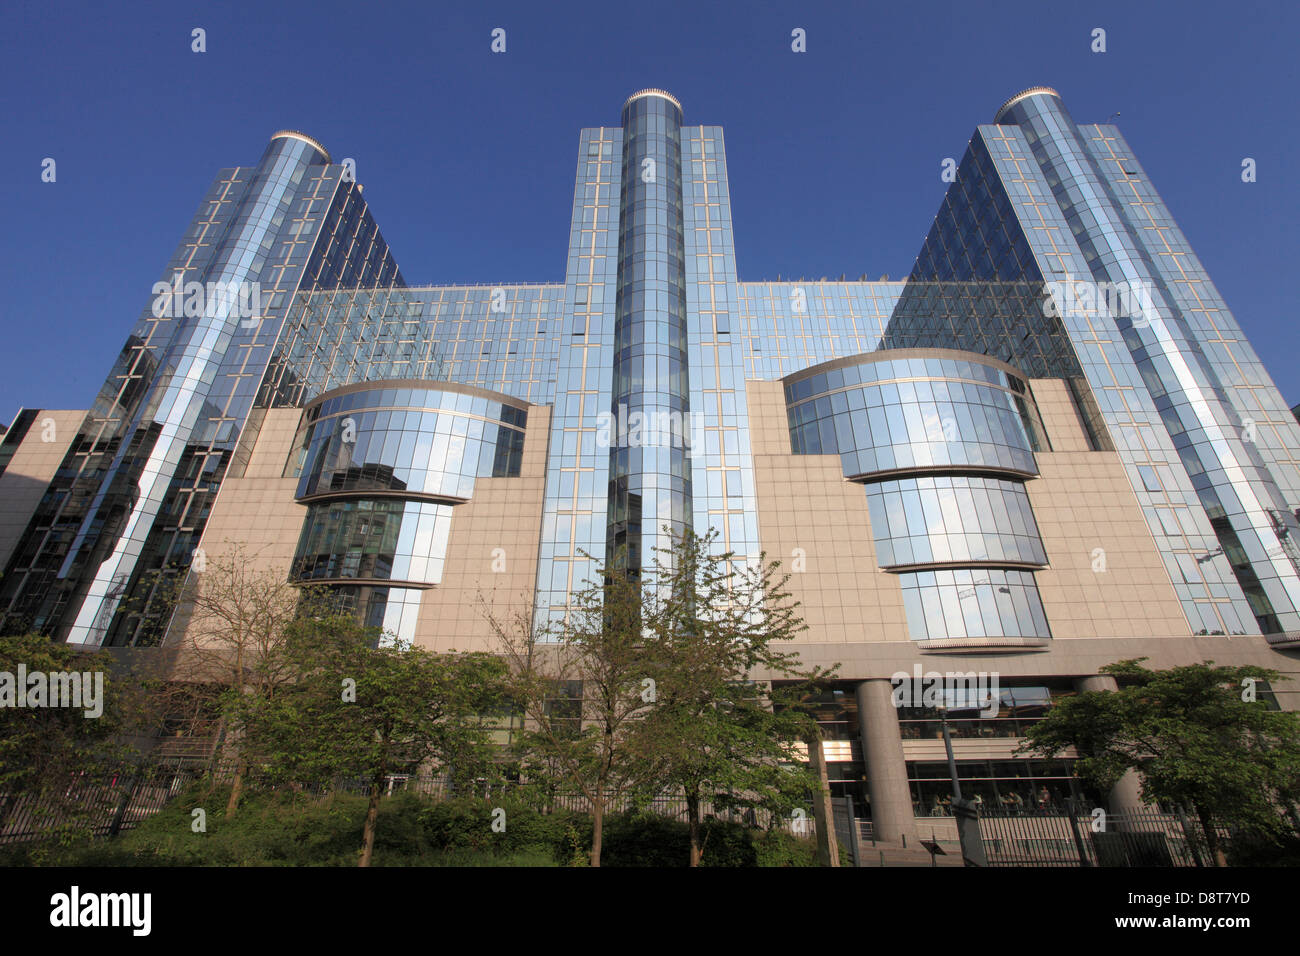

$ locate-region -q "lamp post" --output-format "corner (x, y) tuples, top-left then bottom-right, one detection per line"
(938, 702), (987, 867)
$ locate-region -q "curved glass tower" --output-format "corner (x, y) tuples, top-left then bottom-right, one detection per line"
(606, 89), (692, 578)
(905, 86), (1300, 634)
(786, 349), (1054, 645)
(0, 130), (402, 645)
(286, 380), (528, 644)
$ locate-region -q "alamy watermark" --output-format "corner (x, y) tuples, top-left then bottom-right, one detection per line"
(1043, 274), (1158, 327)
(50, 886), (151, 936)
(0, 665), (104, 718)
(151, 273), (262, 326)
(595, 403), (704, 451)
(890, 665), (1001, 718)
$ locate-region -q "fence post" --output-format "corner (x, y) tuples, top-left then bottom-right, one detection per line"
(107, 769), (144, 838)
(1066, 802), (1092, 867)
(1175, 805), (1205, 867)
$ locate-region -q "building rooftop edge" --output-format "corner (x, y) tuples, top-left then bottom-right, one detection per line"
(270, 130), (332, 163)
(994, 86), (1063, 122)
(622, 88), (683, 113)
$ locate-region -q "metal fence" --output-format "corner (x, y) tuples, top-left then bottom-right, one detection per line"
(335, 773), (814, 835)
(1, 767), (815, 846)
(3, 763), (1233, 868)
(977, 804), (1223, 867)
(0, 765), (207, 846)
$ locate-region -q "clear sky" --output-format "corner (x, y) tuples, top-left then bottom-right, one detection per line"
(2, 0), (1296, 421)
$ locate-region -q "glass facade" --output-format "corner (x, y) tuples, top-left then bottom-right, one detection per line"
(323, 583), (425, 648)
(292, 498), (453, 585)
(785, 350), (1052, 642)
(898, 684), (1056, 739)
(898, 87), (1300, 635)
(0, 132), (402, 645)
(683, 124), (760, 578)
(865, 475), (1046, 568)
(0, 409), (40, 479)
(911, 758), (1092, 817)
(4, 87), (1298, 653)
(899, 568), (1051, 642)
(534, 126), (621, 629)
(262, 284), (563, 410)
(785, 353), (1046, 478)
(606, 90), (692, 578)
(289, 384), (527, 499)
(286, 381), (528, 643)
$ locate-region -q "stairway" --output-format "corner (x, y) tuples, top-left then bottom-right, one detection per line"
(859, 840), (967, 867)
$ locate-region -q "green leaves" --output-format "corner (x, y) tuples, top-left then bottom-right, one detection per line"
(1021, 658), (1300, 846)
(0, 632), (141, 844)
(249, 616), (509, 792)
(632, 528), (826, 814)
(487, 527), (827, 865)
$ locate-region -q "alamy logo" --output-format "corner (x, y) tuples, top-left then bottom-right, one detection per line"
(49, 886), (151, 936)
(594, 403), (704, 451)
(1042, 274), (1157, 327)
(0, 665), (104, 718)
(151, 273), (262, 326)
(890, 665), (1001, 718)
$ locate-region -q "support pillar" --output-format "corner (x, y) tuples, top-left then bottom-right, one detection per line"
(856, 679), (916, 844)
(1075, 675), (1146, 815)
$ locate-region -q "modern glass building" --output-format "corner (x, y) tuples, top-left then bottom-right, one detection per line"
(0, 131), (402, 646)
(2, 88), (1297, 845)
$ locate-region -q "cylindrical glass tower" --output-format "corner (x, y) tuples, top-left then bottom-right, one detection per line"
(606, 89), (692, 577)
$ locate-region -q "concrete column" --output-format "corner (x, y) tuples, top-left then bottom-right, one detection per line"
(1074, 675), (1146, 815)
(856, 679), (916, 843)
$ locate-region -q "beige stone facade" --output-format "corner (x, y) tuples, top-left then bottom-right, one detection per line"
(3, 371), (1295, 849)
(161, 402), (550, 655)
(745, 373), (1300, 843)
(0, 410), (85, 569)
(411, 405), (549, 654)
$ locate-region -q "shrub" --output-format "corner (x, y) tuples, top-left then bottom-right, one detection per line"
(418, 795), (582, 862)
(752, 829), (819, 867)
(1225, 830), (1300, 867)
(1, 783), (828, 867)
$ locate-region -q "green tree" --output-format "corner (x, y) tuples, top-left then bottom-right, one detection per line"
(1020, 658), (1300, 865)
(632, 529), (830, 866)
(158, 543), (309, 817)
(0, 633), (137, 845)
(251, 613), (508, 867)
(485, 565), (656, 867)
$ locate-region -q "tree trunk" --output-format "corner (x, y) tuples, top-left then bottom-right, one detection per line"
(225, 651), (246, 819)
(590, 793), (604, 867)
(358, 774), (383, 868)
(1196, 805), (1226, 867)
(687, 793), (702, 867)
(224, 759), (246, 818)
(806, 731), (840, 867)
(359, 729), (391, 868)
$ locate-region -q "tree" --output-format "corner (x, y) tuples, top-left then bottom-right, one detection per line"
(156, 543), (311, 817)
(0, 633), (136, 845)
(251, 613), (509, 867)
(487, 529), (834, 868)
(632, 528), (830, 866)
(1020, 658), (1300, 865)
(484, 566), (656, 867)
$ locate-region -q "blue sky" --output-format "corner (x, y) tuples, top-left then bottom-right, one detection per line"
(2, 0), (1296, 420)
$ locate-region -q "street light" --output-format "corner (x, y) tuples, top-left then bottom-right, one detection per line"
(937, 701), (988, 867)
